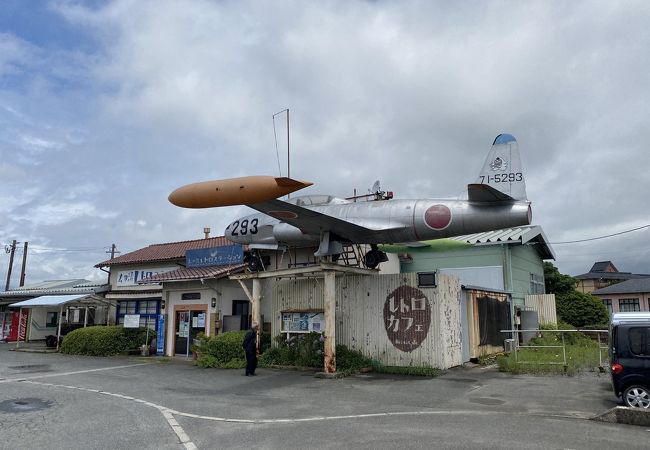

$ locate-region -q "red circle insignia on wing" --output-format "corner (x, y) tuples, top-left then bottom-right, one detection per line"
(269, 211), (298, 220)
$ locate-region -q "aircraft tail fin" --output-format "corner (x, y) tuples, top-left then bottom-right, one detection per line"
(469, 133), (527, 202)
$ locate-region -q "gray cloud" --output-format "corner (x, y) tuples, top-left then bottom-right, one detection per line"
(1, 0), (649, 286)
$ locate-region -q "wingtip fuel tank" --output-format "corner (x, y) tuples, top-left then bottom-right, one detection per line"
(169, 176), (313, 208)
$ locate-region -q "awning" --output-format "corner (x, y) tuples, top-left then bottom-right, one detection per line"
(9, 294), (112, 308)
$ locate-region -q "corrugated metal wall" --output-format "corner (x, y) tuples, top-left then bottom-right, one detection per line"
(271, 273), (463, 369)
(524, 294), (557, 325)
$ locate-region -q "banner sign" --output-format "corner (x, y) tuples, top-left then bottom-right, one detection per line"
(186, 245), (244, 268)
(117, 267), (175, 286)
(156, 314), (165, 356)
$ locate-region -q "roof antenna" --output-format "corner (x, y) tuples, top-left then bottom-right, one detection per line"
(272, 108), (290, 198)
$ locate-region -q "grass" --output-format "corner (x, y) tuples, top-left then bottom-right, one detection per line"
(497, 331), (605, 375)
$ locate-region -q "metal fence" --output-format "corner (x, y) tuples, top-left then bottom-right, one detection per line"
(500, 328), (609, 367)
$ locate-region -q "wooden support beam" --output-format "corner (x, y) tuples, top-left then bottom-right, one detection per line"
(323, 270), (336, 373)
(252, 279), (262, 353)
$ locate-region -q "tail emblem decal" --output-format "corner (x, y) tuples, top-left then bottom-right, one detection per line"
(490, 157), (508, 171)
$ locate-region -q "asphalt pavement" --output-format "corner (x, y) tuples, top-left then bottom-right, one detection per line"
(0, 342), (646, 449)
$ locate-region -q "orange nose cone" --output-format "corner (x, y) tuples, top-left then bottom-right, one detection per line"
(169, 176), (313, 208)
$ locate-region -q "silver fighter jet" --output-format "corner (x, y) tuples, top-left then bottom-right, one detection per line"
(170, 134), (532, 269)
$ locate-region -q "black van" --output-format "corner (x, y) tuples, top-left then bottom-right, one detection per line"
(609, 312), (650, 408)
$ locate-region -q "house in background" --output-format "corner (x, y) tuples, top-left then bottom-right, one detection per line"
(575, 261), (650, 294)
(591, 278), (650, 314)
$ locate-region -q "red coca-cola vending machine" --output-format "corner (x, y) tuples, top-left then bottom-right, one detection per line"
(6, 310), (29, 342)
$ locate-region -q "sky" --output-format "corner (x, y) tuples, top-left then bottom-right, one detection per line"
(1, 0), (649, 286)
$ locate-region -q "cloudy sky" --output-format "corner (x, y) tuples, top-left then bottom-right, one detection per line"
(1, 0), (649, 286)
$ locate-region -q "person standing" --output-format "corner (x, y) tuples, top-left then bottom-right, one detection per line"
(242, 322), (259, 376)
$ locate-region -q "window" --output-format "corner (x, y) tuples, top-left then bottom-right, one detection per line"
(628, 327), (650, 356)
(46, 312), (58, 327)
(530, 274), (545, 294)
(602, 299), (612, 315)
(117, 299), (160, 331)
(619, 298), (640, 312)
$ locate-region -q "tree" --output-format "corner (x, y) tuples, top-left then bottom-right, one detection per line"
(543, 262), (577, 295)
(555, 291), (609, 327)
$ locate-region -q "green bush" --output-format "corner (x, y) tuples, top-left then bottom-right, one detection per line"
(196, 330), (271, 369)
(556, 291), (609, 328)
(258, 347), (292, 366)
(60, 326), (150, 356)
(335, 345), (371, 373)
(198, 330), (246, 364)
(196, 354), (218, 368)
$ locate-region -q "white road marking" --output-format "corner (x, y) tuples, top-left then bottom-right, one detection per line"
(0, 363), (151, 383)
(20, 379), (198, 450)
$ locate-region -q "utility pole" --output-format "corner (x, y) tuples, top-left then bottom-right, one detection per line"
(108, 243), (119, 259)
(19, 242), (28, 287)
(5, 240), (17, 291)
(105, 244), (120, 283)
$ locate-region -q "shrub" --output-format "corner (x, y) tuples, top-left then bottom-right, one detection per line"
(198, 330), (246, 365)
(556, 291), (609, 328)
(60, 326), (150, 356)
(259, 347), (292, 366)
(335, 345), (371, 373)
(196, 330), (272, 369)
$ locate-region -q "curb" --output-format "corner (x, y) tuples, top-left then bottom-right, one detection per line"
(591, 406), (650, 426)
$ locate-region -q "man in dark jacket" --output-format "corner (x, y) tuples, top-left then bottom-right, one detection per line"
(242, 322), (259, 376)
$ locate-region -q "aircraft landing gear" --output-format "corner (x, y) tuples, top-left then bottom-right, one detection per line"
(364, 245), (388, 269)
(245, 251), (268, 272)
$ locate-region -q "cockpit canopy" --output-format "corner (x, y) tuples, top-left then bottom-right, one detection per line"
(286, 195), (350, 207)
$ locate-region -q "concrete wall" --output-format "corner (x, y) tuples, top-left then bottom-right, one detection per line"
(27, 308), (59, 340)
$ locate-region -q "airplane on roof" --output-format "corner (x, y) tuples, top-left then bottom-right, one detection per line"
(169, 134), (532, 269)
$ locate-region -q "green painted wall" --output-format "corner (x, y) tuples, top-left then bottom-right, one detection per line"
(398, 243), (545, 307)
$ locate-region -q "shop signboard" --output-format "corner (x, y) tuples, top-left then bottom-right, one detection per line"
(116, 267), (175, 286)
(185, 245), (244, 268)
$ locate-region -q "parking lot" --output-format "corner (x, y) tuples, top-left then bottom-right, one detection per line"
(0, 343), (647, 449)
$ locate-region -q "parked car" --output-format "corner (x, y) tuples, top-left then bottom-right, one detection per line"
(609, 312), (650, 408)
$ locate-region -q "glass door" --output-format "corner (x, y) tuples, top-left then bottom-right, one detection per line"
(175, 310), (207, 356)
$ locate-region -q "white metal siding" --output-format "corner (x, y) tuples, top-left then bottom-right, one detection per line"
(271, 273), (463, 369)
(524, 294), (557, 325)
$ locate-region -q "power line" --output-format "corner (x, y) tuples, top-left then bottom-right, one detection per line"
(549, 224), (650, 245)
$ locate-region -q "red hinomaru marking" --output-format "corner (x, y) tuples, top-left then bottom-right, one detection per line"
(424, 204), (452, 230)
(269, 211), (298, 220)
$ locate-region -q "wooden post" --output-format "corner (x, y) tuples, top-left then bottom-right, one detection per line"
(56, 305), (63, 351)
(324, 270), (336, 373)
(252, 279), (262, 352)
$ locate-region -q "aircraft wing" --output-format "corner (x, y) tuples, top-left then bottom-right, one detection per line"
(248, 199), (399, 242)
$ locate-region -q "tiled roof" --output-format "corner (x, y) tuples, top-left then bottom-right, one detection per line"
(592, 278), (650, 295)
(139, 263), (248, 283)
(590, 261), (618, 273)
(95, 236), (234, 267)
(575, 272), (650, 280)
